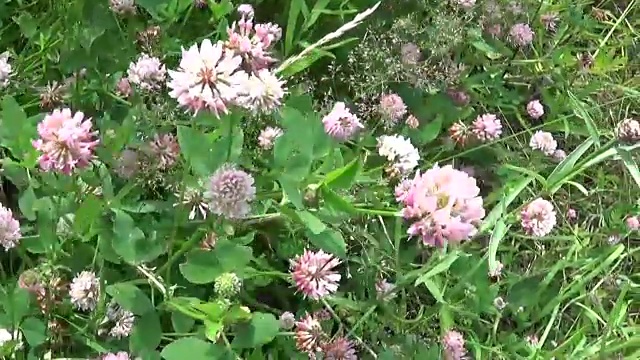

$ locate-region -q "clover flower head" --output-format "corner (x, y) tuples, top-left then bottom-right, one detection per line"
(32, 108), (99, 175)
(472, 113), (502, 141)
(521, 198), (556, 237)
(0, 205), (21, 250)
(322, 102), (364, 141)
(69, 271), (100, 312)
(290, 249), (341, 300)
(529, 131), (557, 155)
(204, 164), (256, 219)
(526, 100), (544, 119)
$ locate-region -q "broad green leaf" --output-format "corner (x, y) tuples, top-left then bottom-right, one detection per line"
(416, 115), (443, 144)
(180, 241), (252, 284)
(296, 210), (327, 234)
(204, 320), (223, 342)
(307, 229), (347, 258)
(106, 283), (154, 315)
(0, 96), (37, 161)
(320, 185), (357, 214)
(130, 311), (162, 354)
(177, 126), (219, 176)
(231, 313), (280, 348)
(111, 209), (156, 264)
(161, 337), (223, 360)
(279, 176), (304, 209)
(171, 311), (195, 333)
(323, 156), (361, 189)
(74, 194), (104, 236)
(20, 317), (46, 346)
(18, 186), (37, 221)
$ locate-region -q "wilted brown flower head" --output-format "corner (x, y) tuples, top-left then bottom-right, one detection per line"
(137, 25), (161, 52)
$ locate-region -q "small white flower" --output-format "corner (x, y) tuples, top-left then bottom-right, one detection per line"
(0, 52), (11, 88)
(377, 135), (420, 174)
(235, 69), (286, 113)
(69, 271), (100, 312)
(127, 54), (166, 90)
(529, 131), (557, 156)
(257, 126), (283, 150)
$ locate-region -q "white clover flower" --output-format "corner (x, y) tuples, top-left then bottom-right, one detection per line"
(377, 134), (420, 174)
(127, 54), (166, 90)
(167, 39), (247, 117)
(0, 52), (11, 88)
(69, 271), (100, 312)
(257, 126), (283, 150)
(235, 69), (286, 113)
(529, 131), (557, 156)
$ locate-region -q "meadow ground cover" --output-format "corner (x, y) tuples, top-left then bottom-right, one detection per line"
(0, 0), (638, 359)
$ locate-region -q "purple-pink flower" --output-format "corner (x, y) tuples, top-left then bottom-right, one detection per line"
(0, 204), (21, 250)
(32, 108), (99, 175)
(323, 336), (358, 360)
(225, 8), (281, 71)
(509, 23), (534, 47)
(442, 330), (467, 360)
(379, 93), (407, 124)
(322, 102), (364, 141)
(398, 164), (485, 247)
(526, 100), (544, 119)
(102, 352), (130, 360)
(625, 215), (639, 231)
(148, 133), (180, 170)
(290, 249), (341, 300)
(521, 198), (556, 237)
(294, 313), (324, 355)
(472, 113), (502, 142)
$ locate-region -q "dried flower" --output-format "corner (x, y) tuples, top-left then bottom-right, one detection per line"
(115, 149), (140, 179)
(116, 78), (133, 98)
(194, 0), (208, 8)
(214, 272), (242, 298)
(127, 54), (166, 91)
(552, 149), (567, 162)
(449, 121), (470, 145)
(106, 303), (135, 339)
(204, 164), (256, 219)
(322, 102), (364, 141)
(529, 131), (557, 155)
(485, 23), (502, 38)
(109, 0), (136, 15)
(525, 334), (539, 347)
(375, 278), (396, 300)
(398, 164), (485, 247)
(323, 336), (358, 360)
(379, 93), (407, 124)
(488, 260), (503, 278)
(103, 352), (130, 360)
(625, 215), (639, 231)
(578, 52), (593, 71)
(540, 13), (559, 32)
(200, 232), (217, 250)
(607, 234), (621, 245)
(447, 89), (470, 107)
(148, 133), (180, 170)
(0, 205), (21, 251)
(294, 314), (324, 355)
(175, 181), (209, 220)
(236, 69), (286, 113)
(509, 23), (534, 47)
(167, 39), (246, 117)
(290, 249), (342, 300)
(0, 52), (11, 88)
(32, 109), (99, 175)
(616, 118), (640, 142)
(69, 271), (100, 312)
(18, 270), (45, 299)
(493, 296), (507, 310)
(400, 43), (421, 65)
(442, 330), (467, 360)
(377, 135), (420, 175)
(472, 113), (502, 141)
(279, 311), (295, 330)
(39, 81), (67, 109)
(521, 198), (557, 237)
(526, 100), (544, 119)
(137, 26), (161, 51)
(257, 126), (283, 150)
(406, 115), (419, 129)
(312, 308), (331, 321)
